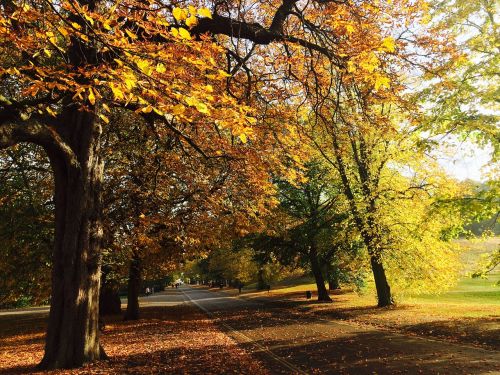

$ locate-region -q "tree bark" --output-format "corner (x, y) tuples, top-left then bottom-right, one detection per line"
(370, 255), (392, 307)
(309, 245), (331, 302)
(99, 286), (121, 316)
(124, 253), (141, 320)
(257, 267), (266, 290)
(99, 268), (121, 316)
(328, 129), (393, 308)
(328, 272), (340, 291)
(39, 109), (105, 369)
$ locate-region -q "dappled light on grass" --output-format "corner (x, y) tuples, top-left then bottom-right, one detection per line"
(0, 305), (268, 374)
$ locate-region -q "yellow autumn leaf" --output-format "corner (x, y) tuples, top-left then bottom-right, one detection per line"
(83, 14), (94, 26)
(156, 63), (166, 73)
(136, 59), (151, 75)
(381, 36), (396, 52)
(102, 103), (111, 112)
(57, 26), (68, 37)
(125, 29), (137, 39)
(359, 53), (379, 72)
(178, 27), (191, 40)
(98, 114), (110, 124)
(153, 107), (164, 116)
(110, 84), (124, 100)
(88, 88), (96, 105)
(195, 101), (209, 114)
(172, 104), (185, 115)
(239, 133), (248, 143)
(71, 22), (81, 30)
(247, 116), (257, 124)
(172, 7), (187, 21)
(123, 73), (137, 89)
(374, 74), (390, 90)
(141, 105), (153, 113)
(218, 69), (231, 77)
(185, 97), (196, 106)
(46, 107), (56, 117)
(185, 15), (198, 27)
(197, 7), (212, 19)
(171, 28), (179, 38)
(102, 20), (112, 31)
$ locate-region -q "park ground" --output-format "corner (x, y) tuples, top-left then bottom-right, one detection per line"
(0, 238), (499, 374)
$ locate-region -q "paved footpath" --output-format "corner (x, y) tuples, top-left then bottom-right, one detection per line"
(180, 285), (500, 375)
(0, 288), (187, 318)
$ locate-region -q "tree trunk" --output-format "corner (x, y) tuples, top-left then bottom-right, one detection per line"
(309, 246), (331, 302)
(370, 255), (393, 307)
(328, 272), (340, 291)
(257, 267), (266, 290)
(124, 253), (141, 320)
(326, 264), (340, 290)
(39, 110), (105, 369)
(99, 286), (122, 316)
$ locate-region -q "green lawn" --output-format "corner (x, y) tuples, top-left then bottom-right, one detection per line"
(237, 237), (500, 315)
(411, 237), (499, 306)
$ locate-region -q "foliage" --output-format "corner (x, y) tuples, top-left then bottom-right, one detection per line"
(421, 0), (499, 158)
(0, 145), (52, 307)
(471, 247), (500, 285)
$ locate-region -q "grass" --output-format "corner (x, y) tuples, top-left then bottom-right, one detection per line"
(410, 237), (500, 306)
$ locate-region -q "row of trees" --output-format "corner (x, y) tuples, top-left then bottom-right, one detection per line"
(184, 155), (466, 303)
(0, 0), (497, 370)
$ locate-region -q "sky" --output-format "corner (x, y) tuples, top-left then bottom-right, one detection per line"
(435, 140), (495, 182)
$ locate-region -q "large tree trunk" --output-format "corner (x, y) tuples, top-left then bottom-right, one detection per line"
(370, 255), (392, 307)
(39, 110), (105, 369)
(309, 245), (331, 302)
(124, 253), (141, 320)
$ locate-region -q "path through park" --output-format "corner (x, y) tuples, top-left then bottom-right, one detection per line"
(181, 285), (500, 374)
(0, 285), (499, 374)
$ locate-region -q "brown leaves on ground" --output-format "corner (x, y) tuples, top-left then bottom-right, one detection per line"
(0, 305), (269, 374)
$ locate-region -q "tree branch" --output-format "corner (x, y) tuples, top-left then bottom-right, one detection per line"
(0, 118), (80, 171)
(192, 13), (337, 62)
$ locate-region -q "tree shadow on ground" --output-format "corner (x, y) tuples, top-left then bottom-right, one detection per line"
(400, 318), (500, 350)
(231, 330), (500, 375)
(248, 296), (500, 350)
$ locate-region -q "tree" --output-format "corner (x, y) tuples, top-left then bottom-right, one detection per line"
(0, 0), (453, 367)
(0, 145), (52, 307)
(310, 110), (465, 302)
(0, 1), (264, 367)
(422, 0), (499, 158)
(256, 161), (350, 301)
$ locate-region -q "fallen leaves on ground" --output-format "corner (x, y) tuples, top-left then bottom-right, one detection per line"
(0, 304), (269, 374)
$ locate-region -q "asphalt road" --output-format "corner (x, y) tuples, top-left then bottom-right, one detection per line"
(180, 285), (500, 375)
